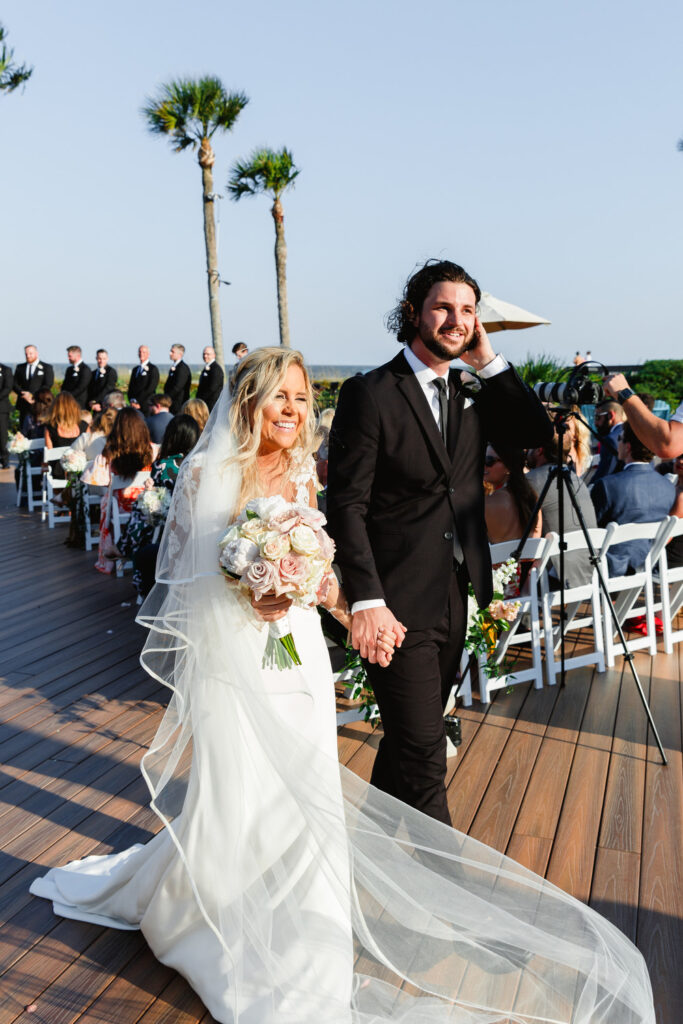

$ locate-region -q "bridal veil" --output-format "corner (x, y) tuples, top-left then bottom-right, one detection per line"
(119, 380), (653, 1023)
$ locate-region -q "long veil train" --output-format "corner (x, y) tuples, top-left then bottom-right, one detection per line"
(31, 382), (655, 1023)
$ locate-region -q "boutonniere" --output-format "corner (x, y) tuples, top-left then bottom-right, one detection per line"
(456, 370), (483, 399)
(36, 365), (44, 374)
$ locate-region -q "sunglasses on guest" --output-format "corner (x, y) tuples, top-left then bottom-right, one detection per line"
(484, 455), (501, 467)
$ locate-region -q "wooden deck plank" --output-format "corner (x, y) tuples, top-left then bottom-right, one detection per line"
(1, 474), (681, 1023)
(637, 646), (683, 1024)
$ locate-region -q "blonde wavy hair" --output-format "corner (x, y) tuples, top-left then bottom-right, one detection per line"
(568, 405), (592, 476)
(228, 347), (318, 505)
(181, 397), (210, 433)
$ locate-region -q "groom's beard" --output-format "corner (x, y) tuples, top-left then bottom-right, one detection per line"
(416, 321), (475, 362)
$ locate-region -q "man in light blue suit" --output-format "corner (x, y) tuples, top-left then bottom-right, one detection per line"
(591, 422), (675, 576)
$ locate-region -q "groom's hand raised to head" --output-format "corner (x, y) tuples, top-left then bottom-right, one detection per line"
(459, 316), (496, 373)
(352, 607), (406, 668)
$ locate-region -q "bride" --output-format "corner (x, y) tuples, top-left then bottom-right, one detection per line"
(31, 348), (655, 1024)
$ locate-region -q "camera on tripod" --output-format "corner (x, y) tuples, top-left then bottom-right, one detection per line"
(533, 363), (604, 409)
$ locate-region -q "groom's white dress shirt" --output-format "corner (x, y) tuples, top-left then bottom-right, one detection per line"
(351, 346), (509, 614)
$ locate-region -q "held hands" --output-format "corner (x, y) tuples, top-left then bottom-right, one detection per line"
(351, 607), (407, 669)
(459, 316), (496, 373)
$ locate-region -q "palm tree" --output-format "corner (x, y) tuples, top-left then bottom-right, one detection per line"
(142, 78), (248, 367)
(228, 148), (300, 348)
(0, 22), (33, 93)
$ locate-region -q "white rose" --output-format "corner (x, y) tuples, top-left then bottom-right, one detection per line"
(259, 531), (291, 561)
(219, 537), (260, 575)
(290, 524), (320, 557)
(240, 518), (268, 543)
(244, 495), (288, 522)
(218, 524), (242, 550)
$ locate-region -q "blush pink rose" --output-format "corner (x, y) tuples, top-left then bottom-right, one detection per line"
(296, 506), (326, 531)
(243, 558), (278, 599)
(317, 528), (335, 561)
(269, 506), (301, 534)
(279, 553), (307, 588)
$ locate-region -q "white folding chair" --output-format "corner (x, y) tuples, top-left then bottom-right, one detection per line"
(42, 447), (72, 527)
(471, 535), (555, 703)
(15, 438), (45, 512)
(654, 517), (683, 653)
(82, 483), (102, 552)
(599, 518), (675, 667)
(540, 527), (613, 686)
(109, 472), (151, 577)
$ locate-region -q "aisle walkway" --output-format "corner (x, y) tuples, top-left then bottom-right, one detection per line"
(0, 471), (681, 1023)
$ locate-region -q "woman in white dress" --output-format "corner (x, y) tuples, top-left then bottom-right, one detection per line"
(31, 347), (655, 1024)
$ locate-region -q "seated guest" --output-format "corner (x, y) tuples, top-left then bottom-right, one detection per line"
(566, 405), (593, 477)
(61, 345), (92, 410)
(146, 394), (174, 444)
(87, 349), (118, 411)
(484, 444), (542, 596)
(117, 415), (200, 595)
(195, 345), (224, 410)
(103, 389), (126, 411)
(44, 393), (88, 479)
(72, 407), (118, 462)
(95, 408), (153, 574)
(591, 400), (626, 484)
(181, 397), (209, 433)
(315, 407), (335, 488)
(526, 433), (597, 587)
(591, 422), (676, 576)
(21, 387), (53, 442)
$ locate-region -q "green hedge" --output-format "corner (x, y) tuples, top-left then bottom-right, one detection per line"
(630, 361), (683, 409)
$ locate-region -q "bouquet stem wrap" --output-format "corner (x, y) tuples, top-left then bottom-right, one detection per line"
(262, 615), (302, 670)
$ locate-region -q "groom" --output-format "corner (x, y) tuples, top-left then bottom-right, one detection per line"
(327, 260), (552, 825)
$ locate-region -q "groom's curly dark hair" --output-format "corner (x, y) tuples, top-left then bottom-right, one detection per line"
(386, 259), (481, 345)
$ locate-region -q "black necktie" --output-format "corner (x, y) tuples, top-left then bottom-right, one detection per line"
(433, 377), (449, 446)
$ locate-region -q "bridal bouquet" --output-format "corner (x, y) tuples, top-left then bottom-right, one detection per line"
(137, 486), (172, 526)
(218, 495), (335, 670)
(465, 559), (521, 677)
(60, 448), (87, 479)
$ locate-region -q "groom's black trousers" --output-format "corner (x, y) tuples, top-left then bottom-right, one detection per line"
(364, 563), (468, 827)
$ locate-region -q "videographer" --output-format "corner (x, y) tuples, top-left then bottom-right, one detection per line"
(604, 373), (683, 459)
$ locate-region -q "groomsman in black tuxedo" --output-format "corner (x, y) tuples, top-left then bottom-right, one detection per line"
(0, 363), (13, 467)
(128, 345), (160, 412)
(87, 349), (118, 411)
(13, 346), (55, 427)
(163, 344), (192, 414)
(327, 260), (552, 825)
(195, 346), (224, 411)
(61, 346), (92, 409)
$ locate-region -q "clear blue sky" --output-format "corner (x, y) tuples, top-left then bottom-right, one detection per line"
(1, 0), (681, 371)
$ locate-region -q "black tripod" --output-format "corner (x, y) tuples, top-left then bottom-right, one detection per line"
(513, 408), (668, 766)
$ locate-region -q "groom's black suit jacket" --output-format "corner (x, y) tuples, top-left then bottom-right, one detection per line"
(327, 350), (552, 631)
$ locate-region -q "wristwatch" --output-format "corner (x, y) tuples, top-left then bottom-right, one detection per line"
(617, 388), (634, 405)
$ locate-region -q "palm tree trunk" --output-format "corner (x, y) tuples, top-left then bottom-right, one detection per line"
(199, 139), (225, 367)
(272, 197), (290, 348)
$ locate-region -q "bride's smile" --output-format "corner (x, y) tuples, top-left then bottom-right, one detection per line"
(258, 363), (308, 454)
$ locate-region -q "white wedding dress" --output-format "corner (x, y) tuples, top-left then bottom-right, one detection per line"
(31, 392), (655, 1024)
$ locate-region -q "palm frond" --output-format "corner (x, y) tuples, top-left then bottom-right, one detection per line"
(142, 76), (248, 152)
(0, 22), (33, 94)
(227, 146), (300, 200)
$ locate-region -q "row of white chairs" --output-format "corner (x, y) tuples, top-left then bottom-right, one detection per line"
(454, 515), (683, 707)
(17, 444), (156, 578)
(16, 441), (102, 548)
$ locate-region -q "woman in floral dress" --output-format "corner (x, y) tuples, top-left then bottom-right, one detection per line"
(116, 415), (200, 593)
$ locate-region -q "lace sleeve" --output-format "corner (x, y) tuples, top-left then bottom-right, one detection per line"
(291, 453), (319, 507)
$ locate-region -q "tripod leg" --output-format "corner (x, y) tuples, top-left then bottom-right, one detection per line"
(562, 471), (668, 766)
